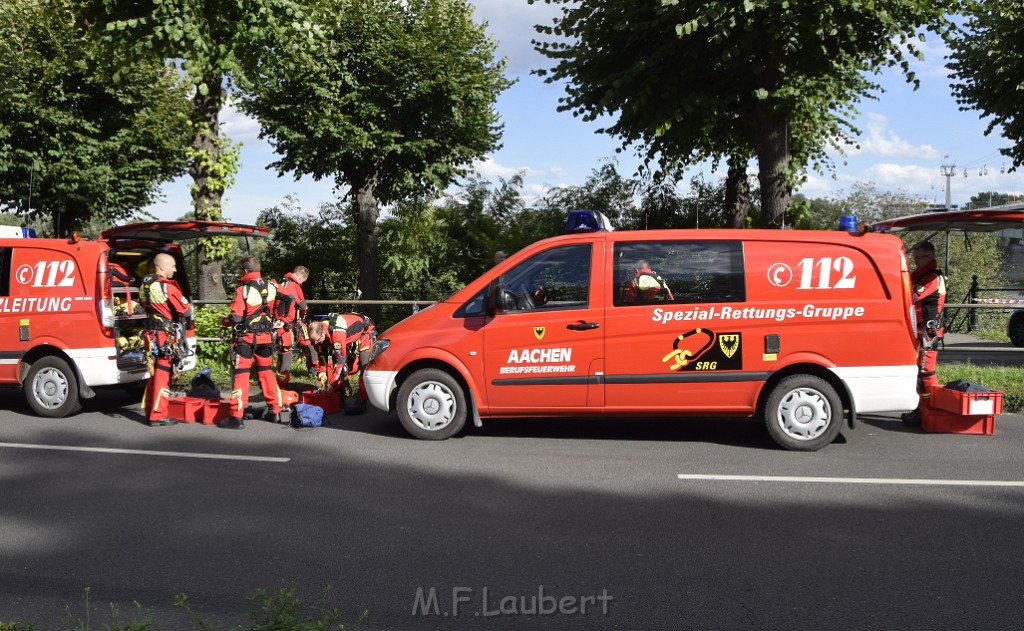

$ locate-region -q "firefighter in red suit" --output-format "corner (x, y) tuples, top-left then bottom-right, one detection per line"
(306, 314), (376, 412)
(624, 259), (674, 303)
(219, 256), (283, 429)
(272, 265), (310, 386)
(140, 252), (193, 427)
(902, 241), (946, 426)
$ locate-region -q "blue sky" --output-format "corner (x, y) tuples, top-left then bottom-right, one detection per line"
(146, 1), (1023, 225)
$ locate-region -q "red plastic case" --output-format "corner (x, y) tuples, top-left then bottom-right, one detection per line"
(921, 405), (995, 435)
(929, 387), (1003, 416)
(301, 390), (341, 414)
(200, 399), (233, 425)
(166, 397), (204, 423)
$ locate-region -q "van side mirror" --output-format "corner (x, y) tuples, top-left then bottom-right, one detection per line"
(488, 282), (516, 315)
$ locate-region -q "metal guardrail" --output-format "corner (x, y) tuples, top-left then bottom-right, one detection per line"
(190, 298), (437, 343)
(945, 276), (1024, 333)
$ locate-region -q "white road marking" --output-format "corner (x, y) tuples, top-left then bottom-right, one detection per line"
(0, 442), (289, 463)
(677, 474), (1024, 488)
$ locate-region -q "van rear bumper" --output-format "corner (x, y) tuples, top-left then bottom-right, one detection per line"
(830, 365), (919, 413)
(67, 347), (142, 386)
(364, 369), (397, 412)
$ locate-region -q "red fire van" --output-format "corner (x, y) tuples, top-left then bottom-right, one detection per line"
(0, 221), (268, 417)
(364, 214), (920, 450)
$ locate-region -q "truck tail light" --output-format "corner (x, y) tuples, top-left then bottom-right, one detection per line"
(900, 248), (916, 343)
(97, 252), (115, 338)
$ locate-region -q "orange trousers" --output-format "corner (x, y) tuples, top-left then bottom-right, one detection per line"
(229, 334), (282, 419)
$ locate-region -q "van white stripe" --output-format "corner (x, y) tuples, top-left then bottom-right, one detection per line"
(0, 442), (289, 463)
(677, 474), (1024, 487)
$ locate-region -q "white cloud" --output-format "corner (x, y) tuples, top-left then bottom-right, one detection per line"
(862, 163), (936, 192)
(473, 156), (569, 188)
(473, 156), (524, 180)
(471, 0), (565, 76)
(221, 100), (263, 144)
(856, 113), (942, 159)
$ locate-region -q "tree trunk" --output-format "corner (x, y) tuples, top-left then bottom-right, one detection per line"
(724, 154), (750, 229)
(50, 208), (65, 238)
(352, 171), (382, 323)
(190, 75), (228, 300)
(752, 106), (792, 229)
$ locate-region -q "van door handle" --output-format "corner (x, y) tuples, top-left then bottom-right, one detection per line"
(567, 322), (600, 330)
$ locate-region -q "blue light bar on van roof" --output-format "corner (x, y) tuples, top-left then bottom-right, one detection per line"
(565, 209), (613, 233)
(22, 227), (36, 238)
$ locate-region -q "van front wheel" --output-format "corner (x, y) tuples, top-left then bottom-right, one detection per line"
(397, 368), (467, 440)
(763, 375), (842, 451)
(25, 356), (82, 418)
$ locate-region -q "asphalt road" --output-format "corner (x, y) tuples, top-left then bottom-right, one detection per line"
(938, 331), (1024, 367)
(2, 382), (1023, 631)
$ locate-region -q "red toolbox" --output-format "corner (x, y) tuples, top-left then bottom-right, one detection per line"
(301, 390), (341, 414)
(200, 399), (233, 425)
(929, 386), (1003, 416)
(166, 397), (204, 423)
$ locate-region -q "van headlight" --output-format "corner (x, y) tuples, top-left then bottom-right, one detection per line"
(367, 338), (391, 364)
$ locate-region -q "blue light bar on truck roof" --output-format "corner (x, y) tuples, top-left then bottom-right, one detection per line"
(565, 209), (613, 233)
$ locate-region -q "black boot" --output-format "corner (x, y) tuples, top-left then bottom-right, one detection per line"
(901, 407), (921, 427)
(219, 416), (244, 430)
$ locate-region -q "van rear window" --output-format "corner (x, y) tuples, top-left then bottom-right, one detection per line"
(614, 241), (745, 306)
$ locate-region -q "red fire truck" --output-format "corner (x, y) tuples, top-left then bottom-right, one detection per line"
(0, 221), (268, 417)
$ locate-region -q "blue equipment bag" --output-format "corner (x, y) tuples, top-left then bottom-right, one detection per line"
(292, 403), (324, 428)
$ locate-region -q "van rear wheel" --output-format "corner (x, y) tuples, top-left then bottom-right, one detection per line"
(1008, 311), (1024, 348)
(397, 368), (467, 440)
(763, 375), (842, 451)
(25, 356), (82, 418)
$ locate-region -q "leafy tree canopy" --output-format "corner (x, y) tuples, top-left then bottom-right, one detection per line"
(531, 0), (958, 226)
(0, 0), (191, 234)
(257, 198), (357, 303)
(948, 0), (1024, 171)
(235, 0), (513, 204)
(235, 0), (514, 317)
(796, 181), (928, 230)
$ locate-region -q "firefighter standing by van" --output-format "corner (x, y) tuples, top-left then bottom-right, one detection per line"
(272, 265), (310, 386)
(902, 241), (946, 426)
(220, 256), (284, 429)
(140, 252), (193, 427)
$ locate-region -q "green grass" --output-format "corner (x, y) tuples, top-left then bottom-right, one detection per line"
(936, 363), (1024, 414)
(936, 325), (1023, 413)
(1, 584), (366, 631)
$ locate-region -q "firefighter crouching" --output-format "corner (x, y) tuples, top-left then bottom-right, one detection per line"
(272, 265), (310, 386)
(902, 241), (946, 427)
(306, 313), (376, 413)
(139, 252), (193, 427)
(219, 256), (284, 429)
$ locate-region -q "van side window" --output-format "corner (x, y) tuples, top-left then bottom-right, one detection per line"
(614, 241), (745, 306)
(0, 248), (10, 296)
(496, 244), (592, 313)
